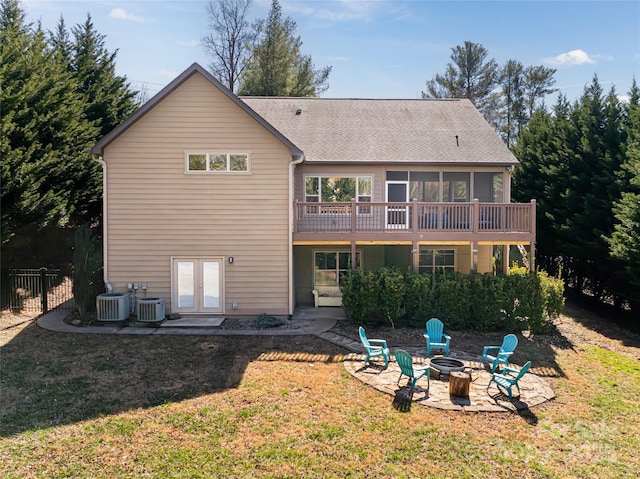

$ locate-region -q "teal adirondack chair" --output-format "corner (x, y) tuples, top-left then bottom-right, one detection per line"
(486, 361), (531, 400)
(481, 334), (518, 372)
(395, 349), (430, 394)
(358, 326), (390, 368)
(423, 318), (451, 356)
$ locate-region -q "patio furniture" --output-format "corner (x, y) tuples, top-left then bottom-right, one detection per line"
(312, 286), (342, 307)
(486, 361), (531, 400)
(358, 326), (390, 368)
(423, 318), (451, 356)
(481, 334), (518, 372)
(395, 349), (430, 394)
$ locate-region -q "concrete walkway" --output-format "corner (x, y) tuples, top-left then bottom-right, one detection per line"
(36, 307), (555, 412)
(36, 307), (339, 336)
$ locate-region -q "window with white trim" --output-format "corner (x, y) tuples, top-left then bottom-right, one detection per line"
(419, 249), (455, 274)
(186, 152), (250, 173)
(305, 176), (372, 214)
(314, 250), (362, 287)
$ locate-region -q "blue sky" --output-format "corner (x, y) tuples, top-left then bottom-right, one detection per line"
(23, 0), (639, 103)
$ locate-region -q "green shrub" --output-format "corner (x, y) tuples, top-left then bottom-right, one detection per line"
(340, 269), (377, 324)
(72, 224), (103, 318)
(342, 266), (565, 333)
(375, 267), (405, 328)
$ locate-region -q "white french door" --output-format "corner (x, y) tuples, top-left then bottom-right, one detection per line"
(171, 258), (224, 314)
(385, 181), (409, 229)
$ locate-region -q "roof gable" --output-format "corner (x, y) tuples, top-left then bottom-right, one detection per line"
(92, 63), (303, 159)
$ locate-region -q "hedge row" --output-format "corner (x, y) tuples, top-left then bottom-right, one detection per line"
(340, 267), (564, 334)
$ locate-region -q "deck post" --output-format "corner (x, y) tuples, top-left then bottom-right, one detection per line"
(530, 199), (536, 235)
(530, 242), (536, 273)
(412, 241), (419, 273)
(472, 199), (479, 233)
(412, 198), (418, 233)
(294, 200), (299, 233)
(351, 199), (357, 234)
(471, 242), (478, 273)
(351, 241), (357, 270)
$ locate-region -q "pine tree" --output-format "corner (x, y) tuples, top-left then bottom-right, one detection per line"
(608, 80), (640, 292)
(238, 0), (331, 97)
(499, 59), (526, 147)
(1, 0), (98, 249)
(523, 65), (557, 117)
(70, 14), (137, 137)
(422, 41), (500, 121)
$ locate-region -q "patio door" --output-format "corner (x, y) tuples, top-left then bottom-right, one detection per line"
(386, 181), (409, 229)
(171, 258), (224, 314)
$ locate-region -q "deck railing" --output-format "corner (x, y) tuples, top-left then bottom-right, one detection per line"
(294, 199), (536, 237)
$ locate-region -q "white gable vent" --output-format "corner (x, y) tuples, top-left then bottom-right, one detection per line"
(137, 297), (166, 323)
(96, 293), (130, 321)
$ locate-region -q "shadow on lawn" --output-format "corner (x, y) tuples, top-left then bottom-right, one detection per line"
(562, 299), (640, 349)
(0, 320), (345, 438)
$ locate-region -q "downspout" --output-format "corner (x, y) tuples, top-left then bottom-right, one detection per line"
(288, 154), (304, 316)
(93, 153), (113, 293)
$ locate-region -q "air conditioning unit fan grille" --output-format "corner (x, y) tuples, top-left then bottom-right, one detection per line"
(96, 293), (130, 321)
(137, 297), (165, 323)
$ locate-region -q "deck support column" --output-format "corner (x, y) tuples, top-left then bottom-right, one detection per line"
(351, 241), (357, 270)
(471, 241), (479, 273)
(412, 241), (419, 273)
(530, 241), (536, 273)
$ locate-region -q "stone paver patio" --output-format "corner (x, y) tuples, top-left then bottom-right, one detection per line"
(344, 348), (555, 412)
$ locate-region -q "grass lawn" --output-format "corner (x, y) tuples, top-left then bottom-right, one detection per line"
(1, 304), (639, 478)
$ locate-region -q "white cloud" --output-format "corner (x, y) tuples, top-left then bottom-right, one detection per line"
(155, 69), (180, 79)
(109, 8), (146, 23)
(545, 49), (596, 66)
(180, 40), (201, 47)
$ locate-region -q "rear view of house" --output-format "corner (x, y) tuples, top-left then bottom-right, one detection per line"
(92, 63), (535, 318)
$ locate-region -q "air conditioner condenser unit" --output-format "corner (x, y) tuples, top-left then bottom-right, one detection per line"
(137, 297), (166, 323)
(96, 293), (130, 321)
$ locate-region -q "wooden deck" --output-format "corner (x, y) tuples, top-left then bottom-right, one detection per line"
(293, 199), (536, 244)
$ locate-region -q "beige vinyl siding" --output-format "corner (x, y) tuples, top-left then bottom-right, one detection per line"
(104, 73), (292, 314)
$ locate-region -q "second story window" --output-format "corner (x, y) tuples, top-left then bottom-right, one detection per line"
(305, 176), (372, 214)
(305, 176), (372, 203)
(186, 152), (250, 173)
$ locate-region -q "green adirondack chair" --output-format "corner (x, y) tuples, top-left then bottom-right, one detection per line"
(395, 349), (430, 394)
(481, 334), (518, 372)
(486, 361), (531, 400)
(423, 318), (451, 356)
(358, 326), (390, 368)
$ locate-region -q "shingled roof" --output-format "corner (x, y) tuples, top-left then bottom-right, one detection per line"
(242, 97), (518, 166)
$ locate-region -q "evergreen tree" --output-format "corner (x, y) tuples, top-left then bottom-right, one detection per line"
(523, 65), (557, 117)
(424, 42), (556, 143)
(1, 0), (98, 250)
(513, 77), (627, 299)
(238, 0), (331, 97)
(70, 14), (137, 137)
(422, 41), (500, 121)
(608, 80), (640, 292)
(499, 59), (526, 147)
(49, 15), (72, 65)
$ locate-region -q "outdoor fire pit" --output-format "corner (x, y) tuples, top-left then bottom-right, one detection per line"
(430, 357), (466, 376)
